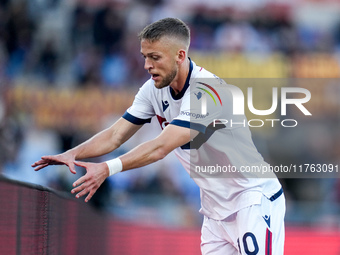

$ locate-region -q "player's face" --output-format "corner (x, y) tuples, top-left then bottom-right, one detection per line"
(141, 38), (179, 89)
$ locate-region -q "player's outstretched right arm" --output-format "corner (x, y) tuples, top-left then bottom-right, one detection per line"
(31, 151), (77, 173)
(31, 117), (142, 174)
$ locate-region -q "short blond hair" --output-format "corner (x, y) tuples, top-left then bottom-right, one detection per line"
(138, 18), (190, 50)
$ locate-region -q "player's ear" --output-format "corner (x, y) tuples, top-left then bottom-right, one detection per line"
(176, 49), (186, 64)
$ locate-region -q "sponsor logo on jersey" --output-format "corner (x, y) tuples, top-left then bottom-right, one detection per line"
(180, 111), (209, 119)
(263, 215), (271, 228)
(162, 100), (169, 112)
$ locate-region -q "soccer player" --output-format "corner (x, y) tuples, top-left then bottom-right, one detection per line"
(32, 18), (285, 255)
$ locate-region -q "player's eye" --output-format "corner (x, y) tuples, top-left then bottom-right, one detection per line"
(151, 55), (160, 61)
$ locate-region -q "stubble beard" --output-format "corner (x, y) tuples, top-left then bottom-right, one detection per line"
(155, 67), (177, 89)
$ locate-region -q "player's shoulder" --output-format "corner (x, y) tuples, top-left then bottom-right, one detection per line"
(190, 61), (239, 103)
(192, 62), (215, 79)
(134, 78), (159, 103)
(191, 61), (225, 84)
(191, 62), (226, 89)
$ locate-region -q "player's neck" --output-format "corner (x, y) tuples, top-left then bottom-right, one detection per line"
(170, 58), (190, 95)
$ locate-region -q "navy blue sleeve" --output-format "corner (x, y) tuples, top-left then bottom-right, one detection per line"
(122, 111), (152, 125)
(170, 119), (206, 133)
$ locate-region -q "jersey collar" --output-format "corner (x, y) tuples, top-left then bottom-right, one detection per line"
(170, 58), (193, 100)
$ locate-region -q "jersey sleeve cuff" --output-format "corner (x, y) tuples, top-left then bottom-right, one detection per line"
(170, 119), (206, 133)
(122, 111), (152, 125)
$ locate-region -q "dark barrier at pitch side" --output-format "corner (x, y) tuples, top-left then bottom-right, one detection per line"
(0, 175), (202, 255)
(0, 176), (109, 255)
(1, 175), (340, 255)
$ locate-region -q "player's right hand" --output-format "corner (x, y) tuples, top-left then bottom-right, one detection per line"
(31, 152), (77, 174)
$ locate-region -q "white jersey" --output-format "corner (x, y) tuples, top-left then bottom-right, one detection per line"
(123, 59), (282, 220)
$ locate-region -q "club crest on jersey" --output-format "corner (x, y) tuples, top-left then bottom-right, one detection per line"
(194, 91), (203, 100)
(196, 82), (223, 106)
(196, 82), (223, 115)
(162, 100), (169, 112)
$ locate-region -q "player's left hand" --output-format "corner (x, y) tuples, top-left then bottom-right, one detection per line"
(71, 161), (109, 202)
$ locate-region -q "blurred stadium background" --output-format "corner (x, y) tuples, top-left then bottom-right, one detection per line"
(1, 0), (340, 254)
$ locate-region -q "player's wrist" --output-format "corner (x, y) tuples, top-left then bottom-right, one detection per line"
(64, 149), (77, 161)
(105, 158), (123, 176)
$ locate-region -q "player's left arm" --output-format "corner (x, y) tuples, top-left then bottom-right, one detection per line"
(118, 124), (198, 169)
(71, 124), (199, 202)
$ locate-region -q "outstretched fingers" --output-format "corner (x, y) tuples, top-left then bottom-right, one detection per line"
(72, 174), (88, 190)
(40, 155), (63, 164)
(71, 161), (103, 202)
(31, 155), (62, 170)
(31, 158), (48, 168)
(71, 162), (90, 199)
(72, 175), (96, 202)
(66, 161), (77, 174)
(32, 155), (77, 174)
(85, 190), (96, 203)
(32, 163), (49, 171)
(72, 184), (87, 199)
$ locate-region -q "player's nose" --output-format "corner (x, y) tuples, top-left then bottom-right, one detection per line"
(144, 58), (153, 70)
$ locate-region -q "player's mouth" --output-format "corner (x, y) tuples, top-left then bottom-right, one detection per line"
(150, 73), (160, 80)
